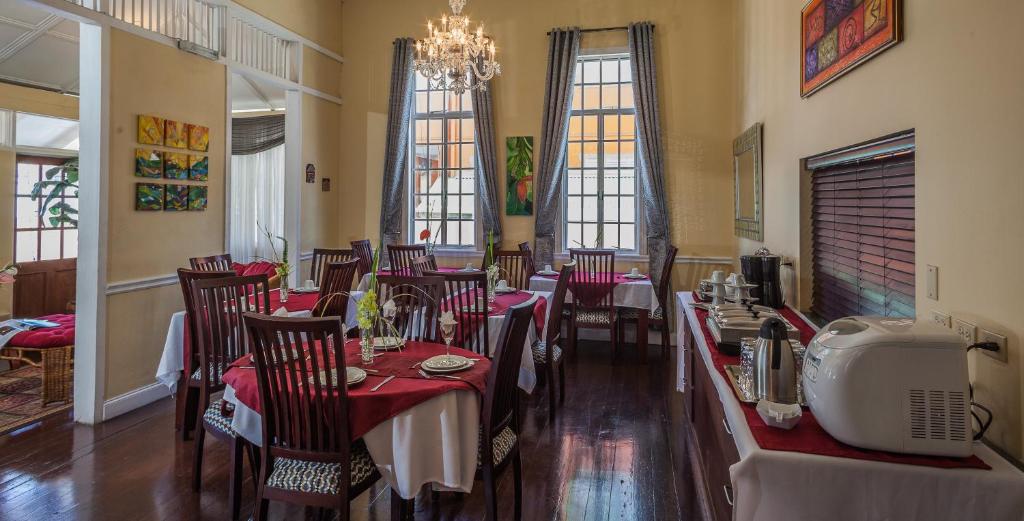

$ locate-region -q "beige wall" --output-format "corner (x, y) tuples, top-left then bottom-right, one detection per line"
(0, 83), (79, 319)
(301, 93), (342, 255)
(734, 0), (1024, 458)
(340, 0), (738, 288)
(233, 0), (343, 56)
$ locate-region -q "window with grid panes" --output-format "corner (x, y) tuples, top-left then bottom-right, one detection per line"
(14, 156), (78, 263)
(563, 54), (637, 251)
(409, 74), (477, 248)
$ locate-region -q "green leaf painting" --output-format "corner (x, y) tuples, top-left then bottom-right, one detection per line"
(32, 158), (80, 226)
(506, 136), (534, 215)
(135, 183), (164, 211)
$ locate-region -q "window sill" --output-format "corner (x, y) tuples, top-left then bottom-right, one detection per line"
(431, 248), (484, 259)
(555, 251), (650, 263)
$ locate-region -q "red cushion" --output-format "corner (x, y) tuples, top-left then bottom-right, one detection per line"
(241, 261), (278, 277)
(231, 262), (247, 276)
(7, 314), (75, 348)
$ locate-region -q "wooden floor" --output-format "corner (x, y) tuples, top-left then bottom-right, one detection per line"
(0, 341), (692, 520)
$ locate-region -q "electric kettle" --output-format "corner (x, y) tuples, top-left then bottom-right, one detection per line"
(752, 317), (798, 404)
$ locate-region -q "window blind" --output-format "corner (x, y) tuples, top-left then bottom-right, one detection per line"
(811, 150), (915, 322)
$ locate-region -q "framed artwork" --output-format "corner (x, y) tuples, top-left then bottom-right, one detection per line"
(137, 115), (164, 145)
(135, 183), (164, 211)
(189, 155), (209, 181)
(164, 184), (189, 211)
(187, 124), (209, 152)
(135, 148), (163, 178)
(164, 152), (190, 180)
(321, 178), (331, 192)
(505, 136), (534, 215)
(305, 163), (316, 183)
(800, 0), (902, 97)
(164, 119), (188, 148)
(188, 186), (208, 211)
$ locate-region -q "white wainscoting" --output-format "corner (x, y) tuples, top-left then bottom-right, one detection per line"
(102, 381), (171, 421)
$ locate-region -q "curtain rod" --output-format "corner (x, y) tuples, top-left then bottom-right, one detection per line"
(545, 25), (651, 36)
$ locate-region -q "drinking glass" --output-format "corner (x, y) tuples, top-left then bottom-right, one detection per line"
(440, 320), (456, 359)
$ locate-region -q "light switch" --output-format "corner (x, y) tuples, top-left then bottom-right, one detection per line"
(927, 265), (939, 300)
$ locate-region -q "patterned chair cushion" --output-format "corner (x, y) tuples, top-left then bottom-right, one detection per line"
(478, 425), (517, 468)
(619, 307), (664, 321)
(575, 309), (613, 325)
(202, 402), (238, 436)
(265, 440), (377, 495)
(531, 341), (563, 365)
(190, 362), (228, 383)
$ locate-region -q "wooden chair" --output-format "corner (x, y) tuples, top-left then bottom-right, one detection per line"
(312, 260), (359, 321)
(618, 244), (679, 359)
(491, 250), (531, 291)
(310, 248), (354, 287)
(387, 244), (427, 275)
(410, 254), (437, 276)
(430, 270), (490, 356)
(190, 253), (233, 272)
(532, 261), (575, 421)
(190, 274), (270, 520)
(376, 274), (445, 342)
(242, 314), (381, 521)
(568, 249), (618, 360)
(517, 242), (537, 279)
(350, 239), (374, 278)
(175, 268), (236, 441)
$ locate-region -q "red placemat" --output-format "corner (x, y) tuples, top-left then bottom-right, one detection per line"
(222, 340), (491, 440)
(690, 292), (990, 470)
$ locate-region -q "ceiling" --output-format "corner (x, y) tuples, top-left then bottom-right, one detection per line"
(0, 0), (79, 94)
(231, 72), (286, 112)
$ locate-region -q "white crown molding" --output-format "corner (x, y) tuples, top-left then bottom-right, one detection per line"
(106, 274), (178, 295)
(102, 381), (170, 421)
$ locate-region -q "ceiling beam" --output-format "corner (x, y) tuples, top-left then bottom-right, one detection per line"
(0, 14), (78, 43)
(240, 74), (277, 111)
(0, 14), (64, 64)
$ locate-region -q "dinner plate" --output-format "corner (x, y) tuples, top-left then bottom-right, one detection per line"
(309, 367), (367, 387)
(460, 304), (494, 313)
(536, 270), (559, 276)
(372, 336), (405, 350)
(623, 273), (647, 279)
(459, 268), (481, 272)
(422, 354), (473, 373)
(291, 287), (320, 294)
(493, 287), (517, 294)
(249, 348), (301, 363)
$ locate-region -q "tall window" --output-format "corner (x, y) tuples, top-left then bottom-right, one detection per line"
(15, 156), (78, 262)
(563, 54), (637, 251)
(409, 75), (477, 248)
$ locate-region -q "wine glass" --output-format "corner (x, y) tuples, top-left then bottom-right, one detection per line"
(440, 320), (456, 359)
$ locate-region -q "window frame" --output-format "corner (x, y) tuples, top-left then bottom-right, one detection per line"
(14, 154), (79, 263)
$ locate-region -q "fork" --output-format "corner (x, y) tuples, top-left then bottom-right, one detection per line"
(370, 375), (396, 392)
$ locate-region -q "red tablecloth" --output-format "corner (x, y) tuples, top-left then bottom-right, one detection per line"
(222, 340), (491, 440)
(444, 290), (548, 345)
(6, 314), (75, 348)
(376, 267), (464, 277)
(690, 292), (989, 470)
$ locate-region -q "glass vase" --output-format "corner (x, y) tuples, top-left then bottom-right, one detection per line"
(359, 328), (374, 365)
(279, 276), (289, 302)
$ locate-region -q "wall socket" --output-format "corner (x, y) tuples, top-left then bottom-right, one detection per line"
(978, 328), (1008, 364)
(930, 311), (951, 328)
(953, 319), (976, 346)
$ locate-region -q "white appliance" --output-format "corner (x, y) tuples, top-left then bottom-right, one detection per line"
(802, 316), (972, 457)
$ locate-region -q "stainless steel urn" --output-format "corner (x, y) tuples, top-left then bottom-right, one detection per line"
(752, 317), (798, 404)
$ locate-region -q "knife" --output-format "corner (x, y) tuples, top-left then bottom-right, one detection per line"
(370, 375), (396, 392)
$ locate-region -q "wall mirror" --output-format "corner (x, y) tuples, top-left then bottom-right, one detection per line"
(733, 122), (763, 241)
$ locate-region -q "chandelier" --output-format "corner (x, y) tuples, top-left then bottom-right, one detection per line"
(414, 0), (501, 95)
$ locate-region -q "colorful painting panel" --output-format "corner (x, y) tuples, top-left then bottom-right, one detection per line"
(187, 124), (210, 152)
(189, 155), (209, 181)
(137, 115), (164, 145)
(164, 152), (190, 180)
(135, 183), (164, 211)
(505, 136), (534, 216)
(135, 148), (163, 178)
(800, 0), (901, 97)
(188, 186), (208, 211)
(164, 119), (188, 149)
(164, 184), (189, 211)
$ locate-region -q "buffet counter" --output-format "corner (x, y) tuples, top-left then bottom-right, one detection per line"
(674, 291), (1024, 521)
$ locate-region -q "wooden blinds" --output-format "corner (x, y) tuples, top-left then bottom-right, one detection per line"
(810, 149), (915, 322)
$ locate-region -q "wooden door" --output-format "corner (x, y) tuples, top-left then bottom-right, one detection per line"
(12, 258), (76, 317)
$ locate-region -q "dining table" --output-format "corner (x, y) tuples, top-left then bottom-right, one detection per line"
(221, 339), (494, 499)
(355, 266), (466, 292)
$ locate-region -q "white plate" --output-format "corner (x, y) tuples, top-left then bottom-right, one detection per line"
(623, 273), (647, 279)
(249, 348), (301, 363)
(372, 336), (405, 350)
(422, 354), (473, 373)
(460, 305), (493, 313)
(292, 287), (320, 294)
(535, 270), (559, 276)
(459, 268), (480, 272)
(309, 367), (367, 387)
(493, 287), (517, 294)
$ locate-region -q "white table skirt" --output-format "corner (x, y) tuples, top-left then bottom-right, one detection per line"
(155, 292), (362, 393)
(676, 292), (1024, 521)
(528, 275), (659, 311)
(224, 385), (481, 499)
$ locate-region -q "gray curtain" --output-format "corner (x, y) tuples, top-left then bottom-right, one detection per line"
(532, 27), (581, 266)
(471, 81), (503, 246)
(379, 38), (417, 252)
(232, 114), (285, 155)
(629, 22), (672, 286)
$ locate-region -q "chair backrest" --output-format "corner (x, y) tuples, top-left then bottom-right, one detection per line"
(190, 274), (271, 395)
(544, 261), (576, 348)
(376, 274), (445, 342)
(492, 250), (530, 291)
(190, 253), (233, 272)
(177, 268), (235, 367)
(310, 248), (354, 287)
(480, 301), (536, 461)
(313, 260), (359, 320)
(350, 239), (374, 277)
(656, 245), (679, 311)
(242, 314), (353, 477)
(410, 254), (437, 276)
(430, 270), (490, 356)
(569, 248), (616, 310)
(517, 241), (536, 278)
(388, 244), (427, 276)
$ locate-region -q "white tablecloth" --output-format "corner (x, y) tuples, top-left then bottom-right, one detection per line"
(528, 274), (659, 311)
(676, 292), (1024, 521)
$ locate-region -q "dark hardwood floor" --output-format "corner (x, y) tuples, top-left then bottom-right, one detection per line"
(0, 341), (692, 520)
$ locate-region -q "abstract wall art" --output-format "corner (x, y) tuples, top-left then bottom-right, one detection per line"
(187, 124), (210, 152)
(505, 136), (534, 216)
(135, 148), (163, 178)
(135, 183), (164, 211)
(189, 155), (209, 181)
(188, 186), (208, 211)
(164, 152), (190, 180)
(164, 119), (188, 148)
(164, 184), (189, 211)
(137, 115), (164, 145)
(801, 0), (902, 97)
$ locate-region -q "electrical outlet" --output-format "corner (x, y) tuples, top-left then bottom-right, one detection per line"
(978, 328), (1008, 364)
(930, 311), (951, 328)
(953, 319), (976, 346)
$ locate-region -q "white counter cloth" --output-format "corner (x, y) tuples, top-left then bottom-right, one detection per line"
(675, 292), (1024, 521)
(528, 275), (659, 311)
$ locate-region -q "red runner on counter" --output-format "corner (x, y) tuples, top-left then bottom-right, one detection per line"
(691, 292), (990, 470)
